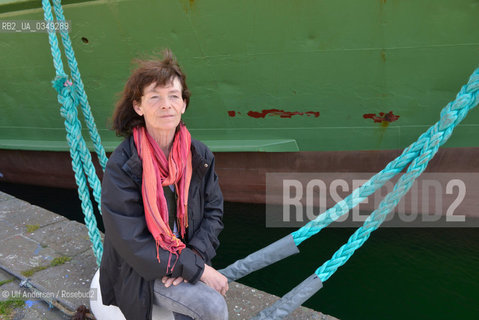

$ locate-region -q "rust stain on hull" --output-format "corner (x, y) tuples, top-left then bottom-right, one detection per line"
(228, 109), (320, 119)
(363, 111), (400, 126)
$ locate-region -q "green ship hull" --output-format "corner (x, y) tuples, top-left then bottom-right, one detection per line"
(1, 0), (479, 202)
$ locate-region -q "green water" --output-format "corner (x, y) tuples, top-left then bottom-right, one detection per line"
(1, 183), (478, 319)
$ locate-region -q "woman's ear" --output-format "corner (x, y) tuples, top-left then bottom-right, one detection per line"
(133, 100), (143, 116)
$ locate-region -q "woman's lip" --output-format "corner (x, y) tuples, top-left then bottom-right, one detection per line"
(160, 115), (174, 118)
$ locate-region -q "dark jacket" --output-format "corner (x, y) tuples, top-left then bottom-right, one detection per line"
(99, 135), (224, 320)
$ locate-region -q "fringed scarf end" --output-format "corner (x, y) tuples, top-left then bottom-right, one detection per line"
(166, 251), (180, 274)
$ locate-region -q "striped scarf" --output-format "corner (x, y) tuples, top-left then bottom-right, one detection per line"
(133, 124), (192, 272)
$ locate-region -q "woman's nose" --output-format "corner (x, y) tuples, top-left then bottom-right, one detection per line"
(159, 98), (172, 109)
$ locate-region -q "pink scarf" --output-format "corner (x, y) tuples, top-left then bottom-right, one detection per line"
(133, 124), (192, 272)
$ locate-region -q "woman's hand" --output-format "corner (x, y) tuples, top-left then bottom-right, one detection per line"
(162, 276), (185, 288)
(200, 264), (229, 296)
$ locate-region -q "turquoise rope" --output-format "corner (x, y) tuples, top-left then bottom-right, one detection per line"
(42, 0), (103, 266)
(259, 70), (478, 320)
(292, 69), (479, 248)
(302, 69), (479, 281)
(51, 0), (108, 172)
(49, 0), (104, 210)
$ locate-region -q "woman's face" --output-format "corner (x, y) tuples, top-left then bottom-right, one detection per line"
(133, 77), (186, 135)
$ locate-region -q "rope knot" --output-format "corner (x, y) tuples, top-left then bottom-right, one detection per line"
(52, 75), (69, 92)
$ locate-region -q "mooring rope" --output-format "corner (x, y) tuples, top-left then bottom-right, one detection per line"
(51, 0), (108, 172)
(292, 71), (479, 247)
(249, 69), (479, 319)
(304, 69), (479, 282)
(42, 0), (104, 266)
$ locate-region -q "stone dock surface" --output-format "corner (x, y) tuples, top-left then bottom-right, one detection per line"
(0, 191), (337, 320)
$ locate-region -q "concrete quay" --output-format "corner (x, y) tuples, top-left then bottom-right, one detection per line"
(0, 191), (337, 320)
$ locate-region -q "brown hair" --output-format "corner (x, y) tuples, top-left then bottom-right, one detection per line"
(112, 49), (191, 137)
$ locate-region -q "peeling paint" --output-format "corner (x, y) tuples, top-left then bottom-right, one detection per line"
(304, 111), (320, 117)
(228, 109), (319, 118)
(363, 111), (400, 126)
(248, 109), (303, 118)
(248, 109), (320, 118)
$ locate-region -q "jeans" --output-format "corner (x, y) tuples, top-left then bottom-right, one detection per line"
(153, 279), (228, 320)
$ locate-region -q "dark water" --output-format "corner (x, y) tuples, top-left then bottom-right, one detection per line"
(1, 182), (479, 320)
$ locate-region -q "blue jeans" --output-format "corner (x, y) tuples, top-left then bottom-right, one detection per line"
(153, 279), (228, 320)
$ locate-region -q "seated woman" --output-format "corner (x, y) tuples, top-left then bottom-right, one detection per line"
(99, 49), (229, 320)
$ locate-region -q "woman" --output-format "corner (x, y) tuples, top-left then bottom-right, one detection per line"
(99, 49), (229, 320)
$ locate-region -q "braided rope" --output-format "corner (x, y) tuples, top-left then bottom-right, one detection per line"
(42, 0), (103, 265)
(314, 69), (479, 282)
(42, 0), (64, 77)
(52, 0), (108, 172)
(255, 70), (479, 320)
(292, 70), (479, 246)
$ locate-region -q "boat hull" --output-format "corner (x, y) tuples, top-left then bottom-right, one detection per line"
(2, 147), (478, 215)
(1, 0), (479, 154)
(1, 0), (479, 215)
